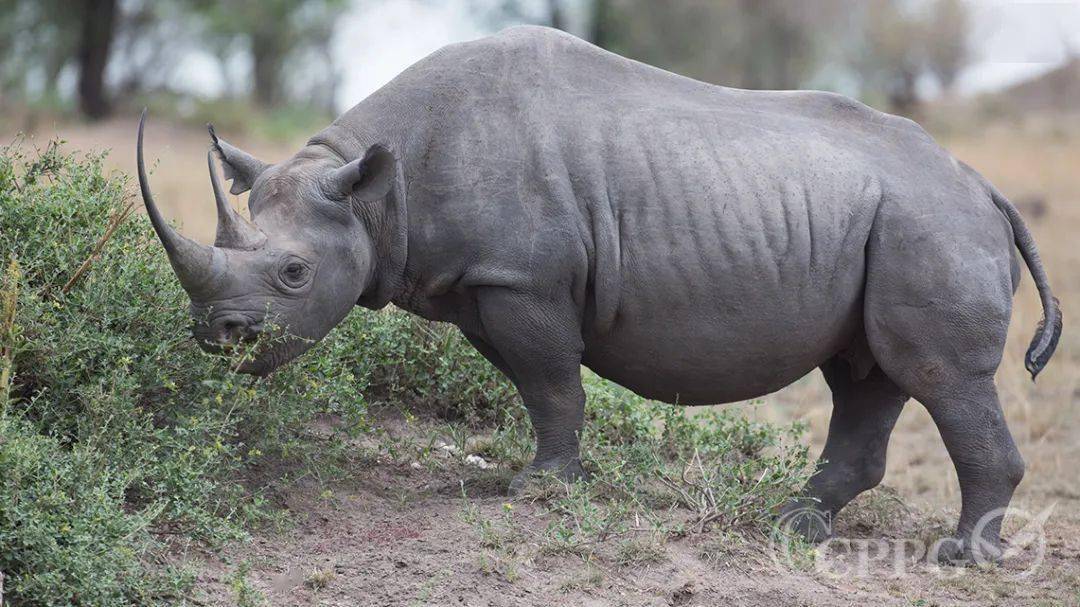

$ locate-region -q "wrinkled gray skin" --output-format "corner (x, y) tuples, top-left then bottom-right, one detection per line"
(138, 27), (1062, 565)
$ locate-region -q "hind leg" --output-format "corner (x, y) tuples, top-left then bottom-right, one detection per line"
(919, 380), (1024, 563)
(864, 209), (1024, 563)
(781, 358), (908, 542)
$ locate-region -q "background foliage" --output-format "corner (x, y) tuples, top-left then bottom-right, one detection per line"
(0, 0), (975, 128)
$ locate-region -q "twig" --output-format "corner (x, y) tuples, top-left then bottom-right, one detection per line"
(0, 258), (18, 412)
(59, 190), (136, 295)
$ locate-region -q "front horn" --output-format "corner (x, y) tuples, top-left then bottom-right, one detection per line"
(137, 109), (219, 296)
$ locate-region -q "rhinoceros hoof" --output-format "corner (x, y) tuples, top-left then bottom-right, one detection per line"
(507, 457), (588, 496)
(931, 536), (1004, 567)
(777, 502), (833, 544)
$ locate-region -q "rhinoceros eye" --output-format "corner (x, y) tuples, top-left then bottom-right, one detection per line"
(279, 260), (310, 289)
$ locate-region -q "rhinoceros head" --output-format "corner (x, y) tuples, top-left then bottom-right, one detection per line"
(136, 110), (394, 375)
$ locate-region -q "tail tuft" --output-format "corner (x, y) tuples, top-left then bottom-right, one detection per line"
(1026, 297), (1062, 381)
(979, 177), (1061, 382)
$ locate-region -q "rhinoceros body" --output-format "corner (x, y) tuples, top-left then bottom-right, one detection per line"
(137, 26), (1061, 564)
(315, 27), (1007, 405)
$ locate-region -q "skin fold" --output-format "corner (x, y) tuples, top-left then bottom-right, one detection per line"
(138, 26), (1062, 565)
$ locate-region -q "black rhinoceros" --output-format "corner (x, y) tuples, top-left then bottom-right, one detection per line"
(136, 26), (1061, 564)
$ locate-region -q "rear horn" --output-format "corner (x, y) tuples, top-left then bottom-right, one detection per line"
(208, 150), (265, 250)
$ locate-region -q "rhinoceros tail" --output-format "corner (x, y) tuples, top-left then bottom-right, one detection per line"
(989, 187), (1062, 380)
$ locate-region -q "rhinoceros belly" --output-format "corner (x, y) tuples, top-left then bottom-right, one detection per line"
(582, 282), (865, 404)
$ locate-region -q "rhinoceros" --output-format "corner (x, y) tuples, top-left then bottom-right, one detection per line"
(136, 26), (1061, 563)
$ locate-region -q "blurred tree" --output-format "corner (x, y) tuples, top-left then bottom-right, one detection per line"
(110, 1), (193, 97)
(601, 0), (850, 90)
(848, 0), (923, 114)
(186, 0), (345, 110)
(924, 0), (970, 93)
(548, 0), (566, 31)
(588, 0), (612, 48)
(0, 0), (976, 120)
(845, 0), (971, 113)
(77, 0), (118, 119)
(478, 0), (849, 89)
(475, 0), (572, 35)
(1, 0), (348, 118)
(0, 0), (85, 104)
(476, 0), (972, 115)
(0, 0), (185, 120)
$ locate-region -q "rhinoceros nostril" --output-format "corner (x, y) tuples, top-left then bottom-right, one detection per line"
(214, 317), (251, 346)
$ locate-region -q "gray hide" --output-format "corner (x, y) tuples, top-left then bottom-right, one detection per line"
(137, 26), (1062, 565)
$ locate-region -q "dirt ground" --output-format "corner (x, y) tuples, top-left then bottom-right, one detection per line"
(182, 413), (1080, 607)
(9, 116), (1080, 606)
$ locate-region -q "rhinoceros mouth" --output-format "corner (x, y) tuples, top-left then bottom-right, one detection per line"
(232, 334), (315, 376)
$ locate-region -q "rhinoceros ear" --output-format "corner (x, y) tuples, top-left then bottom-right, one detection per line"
(207, 123), (270, 195)
(324, 144), (396, 203)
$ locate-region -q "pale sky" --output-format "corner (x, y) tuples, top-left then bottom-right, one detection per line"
(957, 0), (1080, 93)
(168, 0), (1080, 110)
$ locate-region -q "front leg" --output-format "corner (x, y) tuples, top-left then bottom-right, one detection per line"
(473, 287), (587, 494)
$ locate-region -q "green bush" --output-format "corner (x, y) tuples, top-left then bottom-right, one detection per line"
(355, 312), (516, 425)
(0, 140), (513, 605)
(0, 414), (182, 605)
